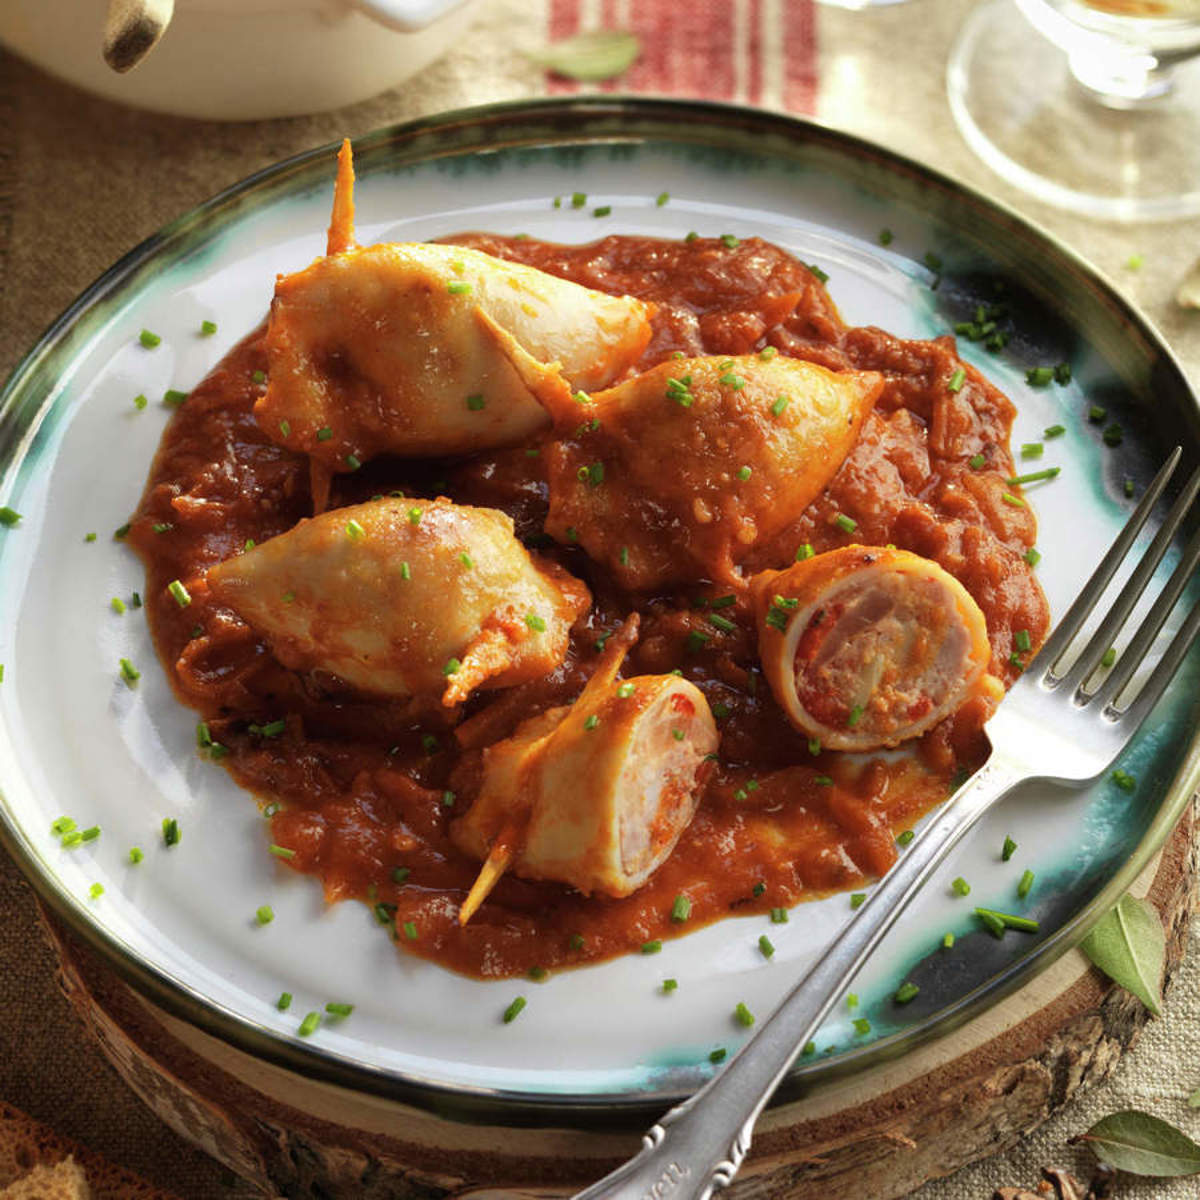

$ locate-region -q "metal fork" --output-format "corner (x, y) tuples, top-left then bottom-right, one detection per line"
(573, 447), (1200, 1200)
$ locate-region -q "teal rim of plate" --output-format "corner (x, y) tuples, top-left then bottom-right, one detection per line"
(0, 96), (1198, 1123)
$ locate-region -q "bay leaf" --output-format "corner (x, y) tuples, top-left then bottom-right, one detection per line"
(1079, 893), (1164, 1015)
(1073, 1110), (1200, 1176)
(527, 31), (641, 82)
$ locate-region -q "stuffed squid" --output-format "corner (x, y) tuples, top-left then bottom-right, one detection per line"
(451, 620), (718, 919)
(256, 141), (653, 475)
(752, 545), (997, 751)
(541, 354), (883, 588)
(205, 496), (589, 707)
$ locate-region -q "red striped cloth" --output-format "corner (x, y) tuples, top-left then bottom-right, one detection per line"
(545, 0), (817, 114)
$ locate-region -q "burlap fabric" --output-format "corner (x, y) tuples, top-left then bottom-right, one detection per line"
(1, 1), (1199, 1196)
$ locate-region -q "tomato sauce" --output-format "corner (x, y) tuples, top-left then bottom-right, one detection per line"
(129, 234), (1048, 979)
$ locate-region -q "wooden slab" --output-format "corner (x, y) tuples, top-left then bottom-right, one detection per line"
(38, 799), (1196, 1199)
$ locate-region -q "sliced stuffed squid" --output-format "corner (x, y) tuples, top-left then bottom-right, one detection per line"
(752, 546), (997, 751)
(205, 496), (589, 707)
(542, 354), (883, 588)
(451, 620), (718, 920)
(256, 141), (653, 475)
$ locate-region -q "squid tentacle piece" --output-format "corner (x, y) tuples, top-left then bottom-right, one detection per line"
(256, 141), (653, 471)
(452, 617), (719, 922)
(204, 496), (589, 707)
(541, 354), (884, 589)
(751, 545), (999, 751)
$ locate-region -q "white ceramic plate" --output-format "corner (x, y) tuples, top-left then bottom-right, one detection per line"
(1, 99), (1197, 1119)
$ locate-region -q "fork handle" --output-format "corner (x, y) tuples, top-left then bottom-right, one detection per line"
(571, 754), (1024, 1200)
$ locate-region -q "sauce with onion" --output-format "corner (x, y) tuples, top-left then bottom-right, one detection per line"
(129, 234), (1048, 979)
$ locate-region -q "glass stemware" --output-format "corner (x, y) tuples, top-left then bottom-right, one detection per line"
(947, 0), (1200, 220)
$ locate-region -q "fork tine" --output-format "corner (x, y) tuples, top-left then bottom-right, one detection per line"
(1035, 447), (1181, 680)
(1108, 594), (1200, 732)
(1092, 517), (1200, 710)
(1057, 464), (1200, 694)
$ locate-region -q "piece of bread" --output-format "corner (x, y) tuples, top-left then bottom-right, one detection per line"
(0, 1156), (89, 1199)
(0, 1100), (181, 1199)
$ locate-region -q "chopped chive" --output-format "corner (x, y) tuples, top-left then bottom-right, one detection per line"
(163, 389), (188, 408)
(167, 579), (191, 607)
(1044, 424), (1066, 438)
(833, 513), (857, 534)
(1126, 252), (1144, 270)
(879, 228), (894, 246)
(298, 1012), (320, 1037)
(852, 1018), (871, 1036)
(110, 596), (126, 615)
(465, 393), (485, 412)
(977, 906), (1039, 933)
(1101, 647), (1117, 668)
(752, 881), (766, 897)
(1112, 768), (1136, 792)
(796, 543), (815, 562)
(759, 346), (778, 361)
(1006, 468), (1060, 486)
(119, 658), (140, 685)
(583, 714), (599, 731)
(894, 982), (919, 1004)
(947, 368), (966, 393)
(734, 1002), (756, 1028)
(277, 419), (291, 438)
(721, 234), (739, 249)
(60, 832), (83, 848)
(277, 992), (292, 1011)
(671, 895), (692, 923)
(709, 1047), (727, 1064)
(256, 905), (274, 925)
(527, 966), (548, 982)
(1103, 423), (1123, 447)
(807, 262), (829, 284)
(1020, 443), (1044, 459)
(252, 370), (266, 385)
(662, 978), (678, 993)
(847, 704), (864, 728)
(807, 739), (821, 757)
(315, 427), (333, 442)
(977, 909), (1006, 938)
(737, 465), (752, 481)
(685, 630), (711, 653)
(758, 934), (775, 959)
(571, 192), (587, 208)
(79, 826), (100, 843)
(942, 932), (955, 949)
(344, 454), (361, 471)
(392, 866), (411, 885)
(447, 281), (472, 295)
(1018, 869), (1035, 899)
(1014, 629), (1032, 653)
(151, 522), (173, 534)
(133, 394), (148, 411)
(969, 453), (986, 470)
(502, 996), (527, 1024)
(249, 719), (286, 738)
(850, 892), (866, 909)
(770, 907), (789, 924)
(1024, 546), (1042, 567)
(88, 883), (104, 900)
(199, 320), (217, 336)
(709, 594), (737, 609)
(814, 775), (834, 786)
(443, 657), (462, 677)
(1026, 367), (1054, 387)
(593, 205), (611, 217)
(896, 829), (915, 847)
(325, 1002), (354, 1018)
(951, 876), (971, 896)
(707, 613), (736, 634)
(1001, 492), (1026, 508)
(656, 191), (670, 206)
(128, 846), (143, 864)
(459, 551), (473, 569)
(1124, 477), (1135, 498)
(138, 329), (161, 348)
(641, 939), (663, 954)
(771, 395), (790, 417)
(1002, 835), (1018, 861)
(113, 523), (130, 539)
(51, 817), (76, 836)
(441, 790), (456, 808)
(162, 817), (180, 847)
(1054, 362), (1072, 385)
(268, 844), (295, 860)
(0, 506), (22, 527)
(403, 921), (418, 940)
(1088, 405), (1107, 423)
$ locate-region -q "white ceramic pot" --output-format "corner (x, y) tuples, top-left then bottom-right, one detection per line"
(0, 0), (480, 121)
